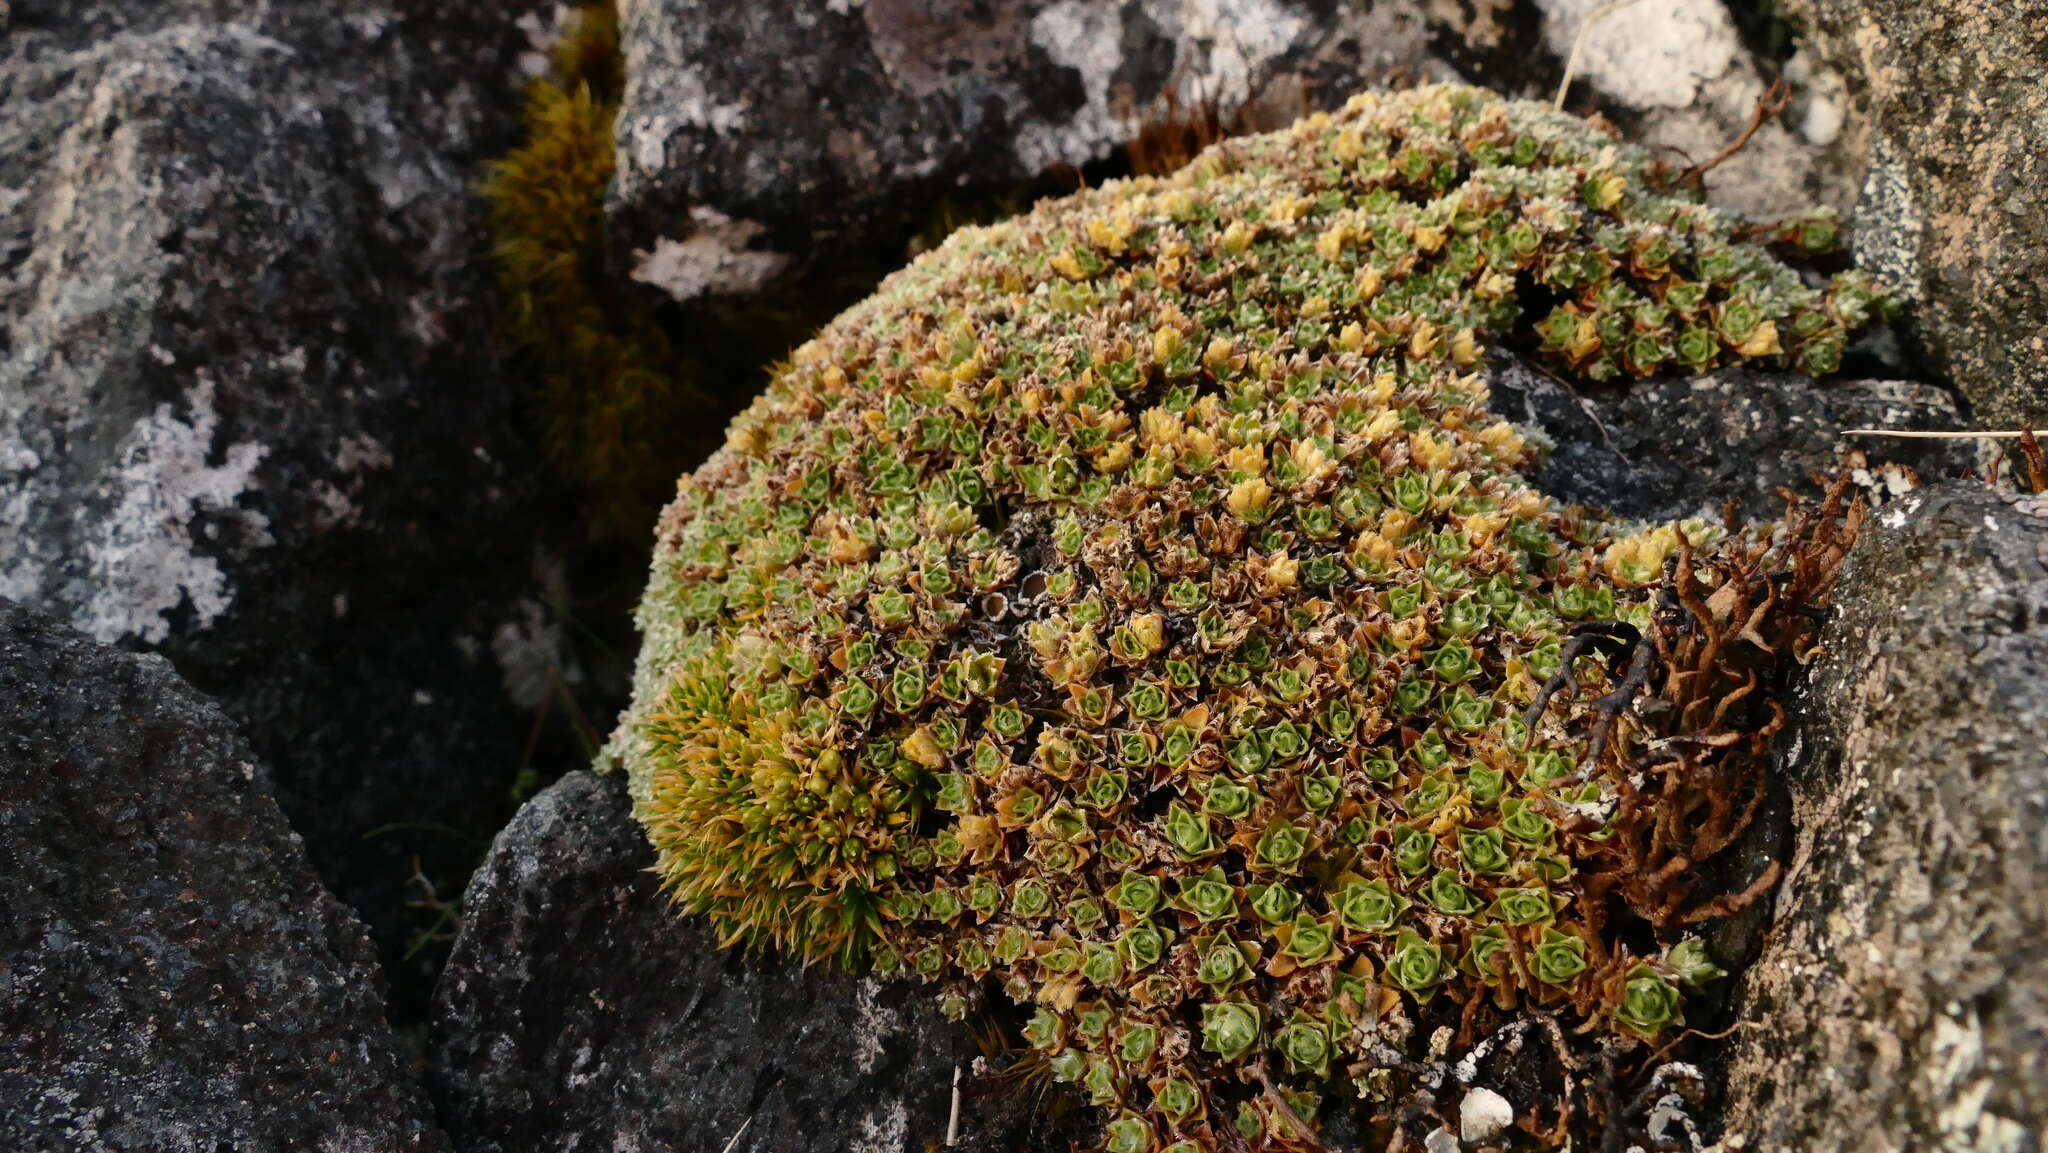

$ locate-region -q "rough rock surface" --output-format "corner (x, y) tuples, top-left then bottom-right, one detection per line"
(0, 0), (562, 1017)
(605, 0), (1519, 296)
(1791, 0), (2048, 424)
(1722, 482), (2048, 1151)
(0, 600), (441, 1152)
(606, 0), (1865, 303)
(431, 770), (1071, 1153)
(1486, 360), (1975, 522)
(1536, 0), (1860, 220)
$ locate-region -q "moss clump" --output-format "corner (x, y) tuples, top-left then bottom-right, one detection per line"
(487, 4), (753, 537)
(607, 84), (1879, 1147)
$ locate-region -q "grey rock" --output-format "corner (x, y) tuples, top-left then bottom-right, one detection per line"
(1721, 482), (2048, 1150)
(1534, 0), (1862, 221)
(604, 0), (1873, 308)
(430, 770), (1073, 1153)
(1790, 0), (2048, 425)
(605, 0), (1526, 300)
(1485, 359), (1976, 522)
(0, 0), (559, 1017)
(0, 599), (442, 1152)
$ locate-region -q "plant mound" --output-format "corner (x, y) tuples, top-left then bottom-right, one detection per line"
(606, 84), (1876, 1149)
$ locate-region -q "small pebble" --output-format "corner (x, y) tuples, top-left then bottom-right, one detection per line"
(1460, 1086), (1515, 1143)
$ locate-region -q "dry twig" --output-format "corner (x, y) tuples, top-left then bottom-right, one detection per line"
(1680, 76), (1790, 187)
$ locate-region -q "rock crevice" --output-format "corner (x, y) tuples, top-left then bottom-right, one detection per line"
(1724, 483), (2048, 1151)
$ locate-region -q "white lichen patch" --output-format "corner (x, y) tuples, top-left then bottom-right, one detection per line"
(629, 207), (791, 302)
(1784, 48), (1849, 146)
(562, 1039), (600, 1091)
(617, 67), (748, 201)
(1854, 135), (1927, 301)
(652, 62), (749, 138)
(0, 497), (47, 609)
(1551, 0), (1832, 221)
(310, 433), (396, 531)
(1167, 0), (1307, 122)
(76, 376), (271, 644)
(1013, 0), (1130, 174)
(850, 975), (900, 1074)
(850, 1097), (908, 1153)
(489, 550), (582, 712)
(1013, 0), (1307, 174)
(1537, 0), (1740, 110)
(513, 3), (581, 80)
(1924, 1008), (2027, 1153)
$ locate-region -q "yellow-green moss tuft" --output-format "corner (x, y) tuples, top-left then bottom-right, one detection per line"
(482, 4), (715, 537)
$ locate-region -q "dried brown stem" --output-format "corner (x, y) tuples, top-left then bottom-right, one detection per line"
(1681, 76), (1790, 187)
(2021, 428), (2048, 494)
(1679, 859), (1784, 924)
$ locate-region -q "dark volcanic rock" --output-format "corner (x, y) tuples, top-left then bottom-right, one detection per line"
(1791, 0), (2048, 425)
(0, 600), (441, 1152)
(1721, 482), (2048, 1150)
(605, 0), (1502, 300)
(0, 0), (563, 1017)
(1486, 360), (1976, 522)
(431, 770), (1074, 1153)
(605, 0), (1863, 308)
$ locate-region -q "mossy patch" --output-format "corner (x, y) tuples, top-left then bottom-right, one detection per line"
(483, 4), (803, 538)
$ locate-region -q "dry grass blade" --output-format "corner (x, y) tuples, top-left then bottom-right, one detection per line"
(1842, 428), (2043, 439)
(1555, 0), (1644, 109)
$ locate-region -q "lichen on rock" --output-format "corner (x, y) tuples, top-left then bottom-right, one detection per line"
(604, 83), (1886, 1147)
(1790, 0), (2048, 426)
(1721, 482), (2048, 1152)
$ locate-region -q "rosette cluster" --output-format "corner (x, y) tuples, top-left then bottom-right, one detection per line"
(609, 84), (1874, 1149)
